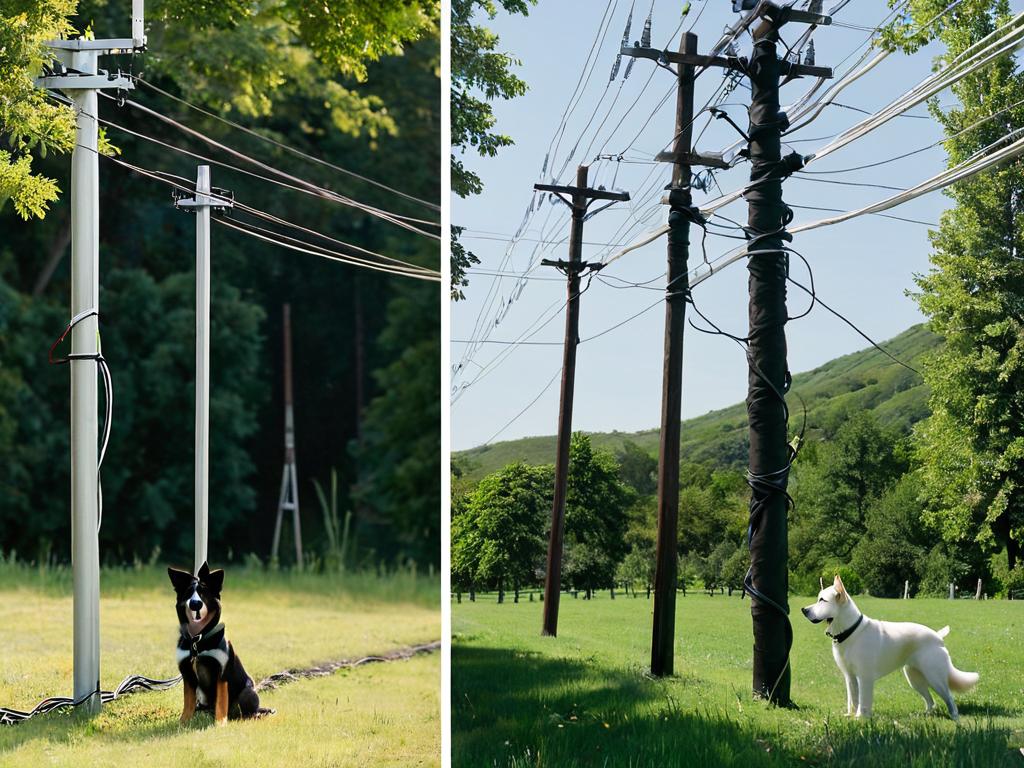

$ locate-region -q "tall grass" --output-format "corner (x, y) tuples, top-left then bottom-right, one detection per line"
(0, 553), (438, 606)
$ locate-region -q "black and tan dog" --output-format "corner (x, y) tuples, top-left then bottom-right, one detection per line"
(168, 561), (271, 724)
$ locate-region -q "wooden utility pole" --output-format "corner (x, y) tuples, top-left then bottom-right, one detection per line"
(537, 165), (629, 637)
(742, 2), (831, 705)
(651, 32), (699, 679)
(271, 303), (303, 569)
(622, 2), (831, 684)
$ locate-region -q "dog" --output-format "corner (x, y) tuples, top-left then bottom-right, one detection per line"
(168, 561), (271, 724)
(801, 574), (978, 720)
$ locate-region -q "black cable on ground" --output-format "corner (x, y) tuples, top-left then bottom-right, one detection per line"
(0, 675), (181, 725)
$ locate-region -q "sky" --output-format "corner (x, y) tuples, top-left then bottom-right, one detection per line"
(451, 0), (1018, 451)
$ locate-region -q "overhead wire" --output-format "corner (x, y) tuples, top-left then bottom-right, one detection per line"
(129, 75), (441, 213)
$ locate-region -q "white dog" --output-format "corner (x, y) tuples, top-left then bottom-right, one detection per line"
(801, 575), (978, 720)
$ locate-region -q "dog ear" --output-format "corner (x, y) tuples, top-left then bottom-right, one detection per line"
(204, 567), (225, 595)
(833, 573), (847, 601)
(197, 561), (211, 579)
(168, 566), (194, 593)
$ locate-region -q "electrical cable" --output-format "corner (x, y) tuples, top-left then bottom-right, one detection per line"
(93, 150), (440, 280)
(100, 93), (441, 239)
(129, 76), (440, 213)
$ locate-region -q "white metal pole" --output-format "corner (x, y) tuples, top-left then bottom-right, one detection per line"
(69, 49), (101, 714)
(195, 165), (211, 573)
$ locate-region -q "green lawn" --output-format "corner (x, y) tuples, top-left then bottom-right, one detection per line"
(0, 564), (441, 767)
(453, 592), (1024, 767)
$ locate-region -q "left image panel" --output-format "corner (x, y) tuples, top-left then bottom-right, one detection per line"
(0, 1), (442, 764)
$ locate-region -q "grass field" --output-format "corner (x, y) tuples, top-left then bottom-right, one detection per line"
(453, 591), (1024, 767)
(0, 563), (441, 767)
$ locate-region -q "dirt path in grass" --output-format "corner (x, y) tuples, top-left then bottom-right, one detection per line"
(255, 639), (442, 692)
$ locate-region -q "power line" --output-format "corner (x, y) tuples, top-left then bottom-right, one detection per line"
(101, 94), (441, 239)
(130, 76), (440, 213)
(95, 150), (440, 280)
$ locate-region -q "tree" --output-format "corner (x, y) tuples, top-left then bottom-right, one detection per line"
(0, 0), (75, 219)
(352, 280), (440, 567)
(563, 433), (632, 591)
(887, 0), (1024, 570)
(789, 413), (906, 577)
(851, 474), (931, 597)
(450, 0), (533, 298)
(616, 440), (658, 496)
(455, 461), (550, 591)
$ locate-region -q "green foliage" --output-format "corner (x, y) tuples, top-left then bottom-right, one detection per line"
(314, 467), (354, 571)
(453, 461), (550, 590)
(563, 433), (633, 590)
(0, 0), (75, 220)
(850, 474), (929, 596)
(450, 0), (533, 298)
(888, 0), (1024, 571)
(917, 544), (971, 597)
(616, 439), (658, 495)
(790, 413), (907, 579)
(353, 281), (441, 567)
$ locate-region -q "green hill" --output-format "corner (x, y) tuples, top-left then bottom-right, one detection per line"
(454, 324), (940, 482)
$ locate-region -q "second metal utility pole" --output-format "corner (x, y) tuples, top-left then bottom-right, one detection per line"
(173, 165), (233, 573)
(536, 165), (628, 637)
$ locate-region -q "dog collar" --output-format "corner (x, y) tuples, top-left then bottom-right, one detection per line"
(180, 622), (226, 659)
(827, 613), (863, 644)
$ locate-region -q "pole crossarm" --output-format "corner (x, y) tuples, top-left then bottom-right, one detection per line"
(619, 45), (832, 80)
(654, 150), (731, 170)
(540, 258), (604, 274)
(534, 182), (630, 210)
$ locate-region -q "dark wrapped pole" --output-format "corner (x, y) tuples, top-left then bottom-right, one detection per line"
(744, 21), (794, 705)
(650, 32), (698, 678)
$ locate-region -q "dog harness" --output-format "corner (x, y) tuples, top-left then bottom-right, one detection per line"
(178, 623), (229, 673)
(827, 613), (863, 644)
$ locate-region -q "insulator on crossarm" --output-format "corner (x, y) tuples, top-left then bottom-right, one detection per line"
(641, 16), (652, 48)
(804, 39), (815, 67)
(624, 58), (635, 80)
(808, 0), (823, 14)
(622, 9), (633, 45)
(541, 152), (549, 175)
(610, 54), (622, 81)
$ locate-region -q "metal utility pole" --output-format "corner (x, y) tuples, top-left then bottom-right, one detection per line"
(739, 1), (832, 705)
(271, 304), (303, 569)
(535, 165), (628, 637)
(35, 1), (144, 715)
(173, 166), (233, 573)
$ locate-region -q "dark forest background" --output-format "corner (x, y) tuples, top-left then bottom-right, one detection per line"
(0, 0), (441, 570)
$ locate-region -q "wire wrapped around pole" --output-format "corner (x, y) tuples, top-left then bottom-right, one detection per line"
(744, 30), (797, 707)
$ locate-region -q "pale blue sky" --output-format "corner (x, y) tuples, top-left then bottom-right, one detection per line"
(452, 0), (1019, 451)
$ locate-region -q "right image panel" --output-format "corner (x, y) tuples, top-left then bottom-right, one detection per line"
(450, 0), (1024, 765)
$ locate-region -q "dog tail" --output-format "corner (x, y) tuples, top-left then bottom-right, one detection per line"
(936, 625), (950, 640)
(948, 664), (979, 693)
